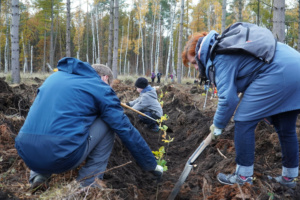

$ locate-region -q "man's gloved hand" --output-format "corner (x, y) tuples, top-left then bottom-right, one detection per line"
(126, 102), (130, 106)
(151, 165), (163, 182)
(210, 124), (222, 140)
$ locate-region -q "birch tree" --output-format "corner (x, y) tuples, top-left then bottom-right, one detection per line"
(11, 0), (20, 83)
(298, 0), (300, 52)
(137, 0), (145, 75)
(4, 1), (9, 74)
(165, 0), (176, 81)
(150, 0), (158, 73)
(66, 0), (71, 57)
(221, 0), (227, 32)
(177, 0), (184, 83)
(108, 0), (114, 68)
(272, 0), (285, 42)
(112, 0), (119, 79)
(154, 5), (161, 74)
(49, 0), (54, 68)
(123, 15), (130, 75)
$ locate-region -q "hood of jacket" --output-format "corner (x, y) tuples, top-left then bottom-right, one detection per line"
(195, 31), (219, 82)
(57, 57), (99, 77)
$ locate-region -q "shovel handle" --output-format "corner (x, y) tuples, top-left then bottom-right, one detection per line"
(121, 103), (157, 123)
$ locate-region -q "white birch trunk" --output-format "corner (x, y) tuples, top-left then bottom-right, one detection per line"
(124, 16), (130, 75)
(165, 1), (176, 81)
(272, 0), (285, 42)
(138, 1), (145, 76)
(119, 27), (123, 75)
(91, 13), (96, 64)
(112, 0), (119, 79)
(135, 28), (140, 75)
(66, 0), (71, 57)
(49, 0), (54, 67)
(221, 0), (226, 32)
(96, 8), (100, 63)
(30, 45), (33, 74)
(154, 5), (161, 74)
(4, 5), (9, 74)
(177, 0), (184, 83)
(22, 33), (28, 73)
(11, 0), (20, 83)
(108, 0), (114, 68)
(150, 1), (157, 73)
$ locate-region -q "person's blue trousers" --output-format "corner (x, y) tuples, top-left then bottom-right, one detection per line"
(30, 118), (115, 187)
(234, 110), (299, 178)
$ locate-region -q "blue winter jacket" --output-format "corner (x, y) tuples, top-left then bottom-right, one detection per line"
(198, 31), (300, 129)
(15, 57), (157, 174)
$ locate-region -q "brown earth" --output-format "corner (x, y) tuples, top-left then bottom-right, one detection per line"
(0, 77), (299, 200)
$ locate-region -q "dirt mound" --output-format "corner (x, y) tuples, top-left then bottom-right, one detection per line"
(0, 79), (299, 199)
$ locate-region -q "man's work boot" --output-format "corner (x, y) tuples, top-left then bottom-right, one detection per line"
(31, 175), (49, 192)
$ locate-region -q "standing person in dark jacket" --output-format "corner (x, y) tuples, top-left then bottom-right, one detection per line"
(15, 58), (163, 190)
(157, 72), (162, 83)
(127, 77), (163, 132)
(182, 24), (300, 188)
(151, 71), (156, 83)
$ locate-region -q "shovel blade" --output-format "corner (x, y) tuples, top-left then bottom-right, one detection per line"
(168, 164), (193, 200)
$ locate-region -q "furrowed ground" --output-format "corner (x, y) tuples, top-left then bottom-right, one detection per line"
(0, 77), (299, 200)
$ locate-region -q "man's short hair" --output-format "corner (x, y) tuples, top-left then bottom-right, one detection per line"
(92, 64), (114, 85)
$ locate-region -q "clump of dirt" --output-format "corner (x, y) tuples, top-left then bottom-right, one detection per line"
(0, 78), (300, 200)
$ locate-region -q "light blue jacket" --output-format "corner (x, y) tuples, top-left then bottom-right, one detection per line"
(199, 31), (300, 129)
(129, 85), (163, 118)
(15, 57), (157, 174)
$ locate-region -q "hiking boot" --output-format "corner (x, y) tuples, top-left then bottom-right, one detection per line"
(31, 175), (49, 192)
(273, 176), (296, 188)
(217, 173), (253, 185)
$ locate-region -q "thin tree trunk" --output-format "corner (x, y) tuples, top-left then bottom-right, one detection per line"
(221, 0), (227, 32)
(66, 0), (71, 57)
(238, 0), (243, 22)
(297, 0), (300, 52)
(112, 0), (119, 79)
(119, 27), (123, 74)
(150, 1), (157, 73)
(272, 0), (285, 42)
(22, 33), (28, 73)
(30, 45), (33, 74)
(50, 0), (54, 67)
(177, 0), (184, 83)
(135, 27), (141, 75)
(96, 8), (100, 63)
(124, 15), (130, 75)
(155, 5), (161, 74)
(86, 1), (89, 63)
(108, 0), (114, 68)
(91, 13), (96, 64)
(138, 1), (145, 76)
(11, 0), (20, 83)
(165, 1), (176, 81)
(43, 28), (46, 73)
(4, 2), (9, 74)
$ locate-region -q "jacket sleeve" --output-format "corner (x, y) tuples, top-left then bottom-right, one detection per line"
(96, 86), (157, 171)
(213, 58), (240, 129)
(129, 96), (140, 107)
(132, 93), (149, 111)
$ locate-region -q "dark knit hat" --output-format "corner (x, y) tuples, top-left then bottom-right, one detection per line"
(135, 77), (148, 89)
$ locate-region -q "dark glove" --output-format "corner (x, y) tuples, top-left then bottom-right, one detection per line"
(151, 165), (163, 182)
(126, 102), (130, 106)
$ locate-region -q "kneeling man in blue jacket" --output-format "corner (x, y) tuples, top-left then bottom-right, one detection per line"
(15, 57), (163, 190)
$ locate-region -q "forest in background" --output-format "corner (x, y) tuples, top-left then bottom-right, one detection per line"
(2, 0), (300, 82)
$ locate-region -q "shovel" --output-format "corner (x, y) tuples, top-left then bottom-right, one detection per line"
(121, 103), (173, 132)
(168, 133), (212, 200)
